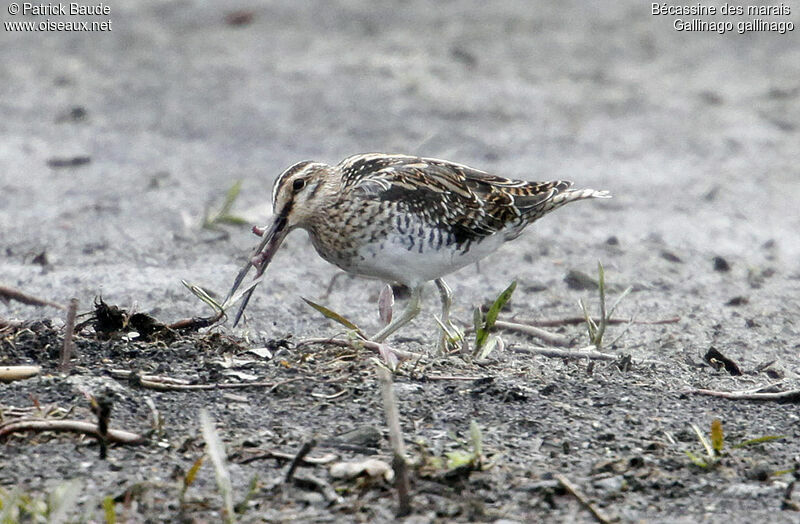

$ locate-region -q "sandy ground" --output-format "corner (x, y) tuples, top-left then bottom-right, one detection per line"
(2, 1), (800, 522)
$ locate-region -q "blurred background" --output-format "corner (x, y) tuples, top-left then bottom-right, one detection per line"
(1, 1), (798, 324)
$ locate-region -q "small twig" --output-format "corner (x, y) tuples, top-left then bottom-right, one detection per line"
(60, 298), (79, 371)
(298, 337), (423, 361)
(286, 439), (317, 482)
(0, 365), (41, 382)
(90, 392), (113, 459)
(687, 388), (800, 402)
(0, 419), (144, 444)
(494, 320), (571, 346)
(378, 366), (412, 517)
(110, 370), (314, 392)
(144, 397), (163, 436)
(422, 375), (488, 381)
(310, 389), (349, 400)
(513, 345), (612, 361)
(238, 449), (337, 465)
(512, 345), (664, 366)
(0, 285), (66, 309)
(290, 474), (343, 505)
(555, 473), (617, 524)
(110, 369), (191, 385)
(167, 313), (225, 331)
(511, 316), (681, 327)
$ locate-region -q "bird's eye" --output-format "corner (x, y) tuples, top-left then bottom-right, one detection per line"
(292, 178), (305, 191)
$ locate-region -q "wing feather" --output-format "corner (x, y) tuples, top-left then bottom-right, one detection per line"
(338, 154), (572, 243)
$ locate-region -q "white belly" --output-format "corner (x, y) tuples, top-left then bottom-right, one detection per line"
(344, 230), (507, 288)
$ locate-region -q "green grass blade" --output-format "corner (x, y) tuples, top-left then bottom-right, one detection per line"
(470, 420), (483, 459)
(608, 286), (633, 318)
(473, 307), (486, 348)
(220, 180), (243, 216)
(485, 281), (516, 330)
(732, 435), (785, 449)
(203, 180), (247, 229)
(594, 261), (606, 346)
(684, 450), (708, 468)
(102, 496), (116, 524)
(474, 281), (516, 351)
(215, 215), (249, 226)
(579, 299), (597, 340)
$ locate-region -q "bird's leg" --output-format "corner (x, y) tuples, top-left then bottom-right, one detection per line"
(435, 278), (463, 353)
(372, 285), (422, 343)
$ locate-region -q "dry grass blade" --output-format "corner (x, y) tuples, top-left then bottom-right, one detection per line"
(691, 423), (714, 458)
(710, 419), (724, 455)
(181, 456), (204, 506)
(433, 316), (460, 345)
(377, 366), (412, 517)
(182, 277), (266, 328)
(200, 409), (234, 523)
(302, 297), (366, 339)
(555, 473), (617, 524)
(182, 280), (225, 315)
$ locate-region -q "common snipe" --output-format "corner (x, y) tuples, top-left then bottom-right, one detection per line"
(226, 153), (610, 350)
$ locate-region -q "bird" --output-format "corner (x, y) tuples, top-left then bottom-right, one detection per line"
(225, 153), (610, 350)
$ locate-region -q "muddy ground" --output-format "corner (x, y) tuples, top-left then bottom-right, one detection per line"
(2, 1), (800, 522)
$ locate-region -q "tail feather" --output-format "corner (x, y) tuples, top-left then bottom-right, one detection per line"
(533, 187), (611, 218)
(554, 188), (611, 203)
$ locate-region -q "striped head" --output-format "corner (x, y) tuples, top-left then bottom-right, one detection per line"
(270, 160), (337, 229)
(226, 159), (339, 325)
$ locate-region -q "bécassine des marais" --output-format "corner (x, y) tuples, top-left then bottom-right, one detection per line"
(652, 3), (794, 34)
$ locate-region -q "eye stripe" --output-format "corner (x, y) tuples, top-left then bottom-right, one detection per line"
(272, 160), (315, 205)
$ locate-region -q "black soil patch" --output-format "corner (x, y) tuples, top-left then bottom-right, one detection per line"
(2, 313), (798, 522)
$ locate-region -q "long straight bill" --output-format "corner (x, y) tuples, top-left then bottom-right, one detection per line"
(224, 215), (288, 326)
